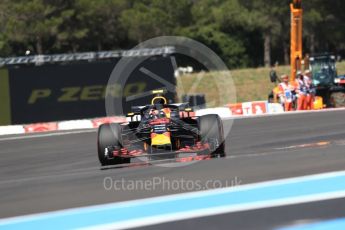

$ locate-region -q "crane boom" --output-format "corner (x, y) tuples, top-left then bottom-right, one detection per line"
(290, 0), (303, 82)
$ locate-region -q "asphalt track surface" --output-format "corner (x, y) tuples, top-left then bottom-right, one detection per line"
(1, 110), (345, 229)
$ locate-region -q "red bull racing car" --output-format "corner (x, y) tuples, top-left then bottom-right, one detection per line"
(97, 90), (225, 166)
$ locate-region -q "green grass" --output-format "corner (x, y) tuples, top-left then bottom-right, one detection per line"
(177, 61), (345, 106)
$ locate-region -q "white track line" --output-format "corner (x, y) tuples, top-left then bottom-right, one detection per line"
(82, 191), (345, 230)
(0, 129), (96, 141)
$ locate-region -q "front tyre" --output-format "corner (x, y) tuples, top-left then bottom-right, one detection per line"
(97, 123), (130, 166)
(198, 114), (225, 157)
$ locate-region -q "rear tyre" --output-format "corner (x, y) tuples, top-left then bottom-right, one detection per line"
(331, 92), (345, 108)
(97, 123), (130, 166)
(198, 114), (225, 157)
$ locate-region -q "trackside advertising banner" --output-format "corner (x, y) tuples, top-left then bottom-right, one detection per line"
(3, 56), (175, 125)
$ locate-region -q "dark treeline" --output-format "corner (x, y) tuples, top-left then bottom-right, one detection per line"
(0, 0), (344, 68)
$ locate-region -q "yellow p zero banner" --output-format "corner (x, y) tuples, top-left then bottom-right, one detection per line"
(0, 68), (11, 125)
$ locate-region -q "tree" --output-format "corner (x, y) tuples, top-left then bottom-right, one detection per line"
(180, 24), (248, 68)
(0, 0), (12, 56)
(120, 2), (170, 43)
(150, 0), (193, 29)
(5, 0), (67, 54)
(303, 1), (323, 54)
(1, 0), (345, 67)
(70, 0), (128, 51)
(303, 0), (345, 55)
(241, 0), (289, 67)
(175, 0), (249, 68)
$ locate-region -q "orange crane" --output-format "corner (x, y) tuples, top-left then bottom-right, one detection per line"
(290, 0), (303, 82)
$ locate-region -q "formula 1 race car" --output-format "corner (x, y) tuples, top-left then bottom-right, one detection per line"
(97, 89), (225, 166)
